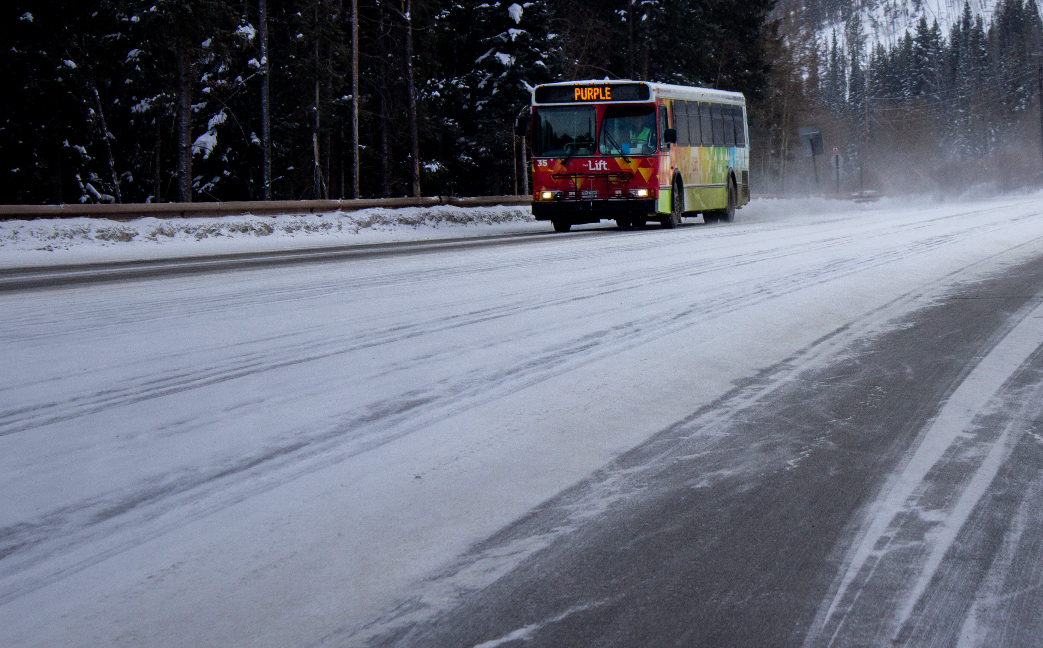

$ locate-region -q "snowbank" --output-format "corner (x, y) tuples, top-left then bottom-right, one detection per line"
(0, 195), (942, 269)
(0, 204), (541, 268)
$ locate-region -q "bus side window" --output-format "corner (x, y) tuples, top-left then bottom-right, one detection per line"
(686, 101), (701, 146)
(675, 101), (690, 146)
(734, 106), (747, 147)
(659, 105), (668, 148)
(700, 103), (712, 147)
(711, 104), (725, 147)
(723, 105), (736, 147)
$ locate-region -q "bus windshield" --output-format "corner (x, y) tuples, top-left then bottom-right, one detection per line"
(532, 106), (596, 157)
(599, 105), (657, 156)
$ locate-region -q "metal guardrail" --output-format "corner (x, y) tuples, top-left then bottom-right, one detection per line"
(0, 195), (534, 221)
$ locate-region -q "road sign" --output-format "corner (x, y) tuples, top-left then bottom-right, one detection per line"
(799, 126), (824, 158)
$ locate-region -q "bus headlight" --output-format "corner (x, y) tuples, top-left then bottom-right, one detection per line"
(629, 188), (649, 198)
(539, 190), (560, 200)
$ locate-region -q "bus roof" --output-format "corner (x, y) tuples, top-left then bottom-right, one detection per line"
(532, 79), (745, 106)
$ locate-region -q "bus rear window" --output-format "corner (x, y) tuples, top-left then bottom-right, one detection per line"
(532, 106), (597, 157)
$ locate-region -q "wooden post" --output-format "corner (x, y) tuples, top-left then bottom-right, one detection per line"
(521, 135), (529, 196)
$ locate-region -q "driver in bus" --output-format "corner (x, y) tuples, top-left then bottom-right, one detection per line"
(631, 117), (654, 154)
(601, 110), (656, 155)
(620, 114), (654, 155)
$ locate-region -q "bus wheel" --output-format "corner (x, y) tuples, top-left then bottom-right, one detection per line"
(662, 179), (682, 229)
(703, 211), (719, 224)
(616, 217), (632, 230)
(552, 220), (572, 233)
(720, 176), (737, 223)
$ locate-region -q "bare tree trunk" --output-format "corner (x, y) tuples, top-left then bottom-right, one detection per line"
(176, 35), (193, 203)
(351, 0), (360, 198)
(90, 82), (122, 203)
(154, 122), (162, 202)
(312, 1), (326, 199)
(313, 82), (325, 198)
(55, 136), (64, 203)
(512, 133), (518, 195)
(259, 0), (272, 200)
(377, 0), (391, 198)
(778, 92), (789, 192)
(627, 0), (634, 79)
(404, 0), (420, 197)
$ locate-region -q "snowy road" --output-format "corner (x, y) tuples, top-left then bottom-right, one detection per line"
(3, 196), (1043, 646)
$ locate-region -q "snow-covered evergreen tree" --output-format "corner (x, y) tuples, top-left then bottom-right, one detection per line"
(429, 0), (559, 195)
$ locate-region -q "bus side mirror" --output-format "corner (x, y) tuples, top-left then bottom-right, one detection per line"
(663, 129), (677, 144)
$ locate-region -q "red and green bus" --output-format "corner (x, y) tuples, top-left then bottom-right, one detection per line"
(530, 80), (750, 232)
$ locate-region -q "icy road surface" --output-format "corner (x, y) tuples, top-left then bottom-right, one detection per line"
(4, 196), (1043, 647)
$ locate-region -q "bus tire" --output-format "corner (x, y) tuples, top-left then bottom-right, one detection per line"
(616, 217), (632, 230)
(662, 178), (682, 229)
(721, 176), (737, 223)
(703, 211), (719, 224)
(552, 220), (572, 233)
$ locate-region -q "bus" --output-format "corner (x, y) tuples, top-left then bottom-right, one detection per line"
(529, 80), (750, 232)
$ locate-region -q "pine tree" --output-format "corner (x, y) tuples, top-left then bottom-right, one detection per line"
(429, 0), (559, 195)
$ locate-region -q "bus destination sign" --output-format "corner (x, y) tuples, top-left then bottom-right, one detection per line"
(574, 85), (612, 101)
(534, 82), (651, 104)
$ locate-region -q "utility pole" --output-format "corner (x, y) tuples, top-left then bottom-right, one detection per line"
(351, 0), (359, 199)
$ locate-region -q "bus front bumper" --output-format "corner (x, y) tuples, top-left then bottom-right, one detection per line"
(532, 199), (657, 222)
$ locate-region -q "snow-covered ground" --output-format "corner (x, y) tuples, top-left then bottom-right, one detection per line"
(0, 204), (541, 268)
(2, 194), (1043, 647)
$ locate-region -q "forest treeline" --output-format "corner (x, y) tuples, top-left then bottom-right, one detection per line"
(765, 0), (1043, 194)
(3, 0), (1043, 204)
(0, 0), (772, 204)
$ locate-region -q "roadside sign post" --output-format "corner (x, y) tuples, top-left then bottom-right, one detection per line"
(834, 147), (840, 195)
(799, 126), (824, 187)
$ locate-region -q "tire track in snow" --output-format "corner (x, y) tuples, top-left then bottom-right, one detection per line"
(806, 292), (1043, 647)
(329, 255), (1043, 648)
(2, 201), (1040, 440)
(0, 197), (1026, 345)
(3, 199), (1043, 612)
(353, 222), (1043, 648)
